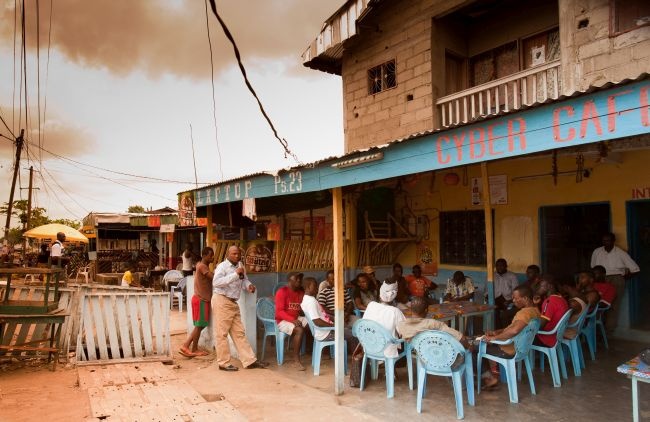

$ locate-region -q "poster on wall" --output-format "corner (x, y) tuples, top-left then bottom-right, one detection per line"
(244, 241), (275, 273)
(304, 216), (326, 240)
(470, 175), (508, 205)
(416, 241), (438, 276)
(178, 191), (196, 227)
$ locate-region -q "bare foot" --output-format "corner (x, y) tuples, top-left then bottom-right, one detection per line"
(292, 361), (306, 371)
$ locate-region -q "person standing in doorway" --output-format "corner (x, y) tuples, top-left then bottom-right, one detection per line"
(180, 247), (214, 357)
(181, 244), (195, 277)
(212, 246), (267, 371)
(494, 258), (520, 329)
(591, 232), (640, 332)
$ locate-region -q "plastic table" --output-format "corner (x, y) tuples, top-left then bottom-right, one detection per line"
(617, 355), (650, 422)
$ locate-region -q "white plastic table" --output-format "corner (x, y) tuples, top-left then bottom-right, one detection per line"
(617, 355), (650, 422)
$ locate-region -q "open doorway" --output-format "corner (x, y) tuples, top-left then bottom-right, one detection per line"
(627, 200), (650, 330)
(540, 203), (611, 280)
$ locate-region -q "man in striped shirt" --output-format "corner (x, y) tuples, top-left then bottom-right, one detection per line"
(317, 270), (354, 323)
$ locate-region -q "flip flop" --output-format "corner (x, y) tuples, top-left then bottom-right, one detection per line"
(179, 348), (195, 358)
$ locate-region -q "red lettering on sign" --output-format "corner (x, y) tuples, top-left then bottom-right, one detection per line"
(641, 86), (650, 127)
(507, 118), (527, 151)
(553, 106), (575, 142)
(436, 136), (451, 164)
(487, 122), (504, 156)
(607, 90), (633, 132)
(453, 133), (465, 162)
(632, 188), (649, 199)
(579, 100), (603, 138)
(469, 128), (485, 159)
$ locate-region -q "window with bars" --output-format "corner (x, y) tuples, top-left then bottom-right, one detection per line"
(439, 210), (491, 266)
(368, 60), (396, 95)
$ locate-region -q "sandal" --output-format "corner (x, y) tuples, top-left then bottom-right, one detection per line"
(194, 350), (209, 356)
(179, 348), (195, 358)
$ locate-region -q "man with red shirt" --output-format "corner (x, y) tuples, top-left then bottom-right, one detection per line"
(405, 265), (438, 299)
(275, 272), (307, 370)
(592, 265), (617, 306)
(534, 277), (569, 347)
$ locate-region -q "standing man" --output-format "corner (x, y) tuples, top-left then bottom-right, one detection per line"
(275, 272), (307, 371)
(494, 258), (520, 329)
(50, 232), (66, 268)
(591, 232), (640, 332)
(180, 247), (214, 357)
(212, 246), (267, 371)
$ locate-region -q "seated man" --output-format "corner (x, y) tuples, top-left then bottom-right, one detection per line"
(577, 270), (601, 309)
(405, 265), (438, 299)
(317, 270), (354, 323)
(352, 273), (377, 312)
(275, 272), (307, 371)
(443, 271), (475, 302)
(383, 263), (410, 309)
(362, 282), (406, 358)
(592, 265), (616, 306)
(364, 265), (380, 295)
(397, 297), (468, 347)
(481, 285), (540, 387)
(533, 276), (569, 347)
(524, 265), (541, 292)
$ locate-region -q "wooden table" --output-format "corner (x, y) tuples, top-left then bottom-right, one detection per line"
(617, 355), (650, 422)
(0, 308), (69, 370)
(0, 267), (64, 314)
(428, 301), (494, 334)
(95, 273), (122, 286)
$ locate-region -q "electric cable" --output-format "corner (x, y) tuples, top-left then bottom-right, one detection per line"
(203, 0), (224, 181)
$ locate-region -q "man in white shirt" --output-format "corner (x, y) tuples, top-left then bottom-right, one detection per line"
(50, 232), (66, 268)
(591, 232), (640, 331)
(494, 258), (519, 329)
(362, 281), (405, 358)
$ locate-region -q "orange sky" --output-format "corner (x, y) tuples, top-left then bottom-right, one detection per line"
(0, 0), (344, 221)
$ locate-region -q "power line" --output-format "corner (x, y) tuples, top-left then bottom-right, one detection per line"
(0, 109), (15, 138)
(41, 0), (53, 174)
(206, 0), (301, 164)
(203, 0), (224, 181)
(36, 0), (42, 169)
(189, 123), (198, 189)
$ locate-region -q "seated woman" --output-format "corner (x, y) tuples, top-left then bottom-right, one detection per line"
(352, 273), (377, 311)
(443, 271), (476, 302)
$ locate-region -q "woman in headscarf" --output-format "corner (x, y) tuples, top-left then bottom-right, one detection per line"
(361, 281), (406, 358)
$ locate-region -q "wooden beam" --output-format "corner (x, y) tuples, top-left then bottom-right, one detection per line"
(332, 187), (345, 395)
(481, 162), (495, 312)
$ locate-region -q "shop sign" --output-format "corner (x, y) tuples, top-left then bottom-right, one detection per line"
(160, 224), (175, 233)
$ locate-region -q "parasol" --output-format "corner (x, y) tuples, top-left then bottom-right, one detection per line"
(23, 223), (89, 243)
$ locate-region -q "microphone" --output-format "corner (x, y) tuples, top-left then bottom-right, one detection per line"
(238, 261), (245, 280)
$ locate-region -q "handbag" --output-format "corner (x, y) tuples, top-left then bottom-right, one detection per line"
(349, 343), (370, 387)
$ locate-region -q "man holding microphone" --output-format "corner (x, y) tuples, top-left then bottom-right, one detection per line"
(212, 245), (268, 371)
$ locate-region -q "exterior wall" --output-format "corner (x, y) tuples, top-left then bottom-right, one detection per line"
(340, 0), (650, 151)
(395, 138), (650, 275)
(561, 0), (650, 94)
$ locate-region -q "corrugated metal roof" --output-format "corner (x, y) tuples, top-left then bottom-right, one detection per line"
(184, 73), (649, 195)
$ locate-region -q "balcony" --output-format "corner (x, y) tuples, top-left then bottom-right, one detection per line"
(437, 60), (561, 128)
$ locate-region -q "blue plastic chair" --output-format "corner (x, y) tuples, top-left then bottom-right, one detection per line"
(272, 282), (288, 296)
(304, 317), (348, 376)
(530, 309), (573, 387)
(256, 298), (289, 365)
(477, 318), (540, 403)
(410, 331), (475, 419)
(580, 305), (599, 361)
(560, 306), (589, 377)
(352, 319), (414, 398)
(595, 302), (610, 351)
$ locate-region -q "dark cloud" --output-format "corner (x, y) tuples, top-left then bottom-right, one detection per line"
(0, 0), (339, 79)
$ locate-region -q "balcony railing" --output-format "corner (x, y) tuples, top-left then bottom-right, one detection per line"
(437, 60), (561, 128)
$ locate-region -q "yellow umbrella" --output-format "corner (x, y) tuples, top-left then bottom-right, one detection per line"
(23, 223), (89, 243)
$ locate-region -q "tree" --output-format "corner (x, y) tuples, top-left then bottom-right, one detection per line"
(0, 200), (80, 245)
(51, 218), (81, 229)
(128, 205), (146, 213)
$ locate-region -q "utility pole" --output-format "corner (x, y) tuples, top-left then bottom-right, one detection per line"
(4, 129), (24, 243)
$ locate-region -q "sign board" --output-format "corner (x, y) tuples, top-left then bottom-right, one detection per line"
(160, 224), (175, 233)
(471, 175), (508, 205)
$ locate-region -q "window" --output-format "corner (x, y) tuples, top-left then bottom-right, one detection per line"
(368, 60), (396, 95)
(611, 0), (650, 34)
(439, 210), (489, 266)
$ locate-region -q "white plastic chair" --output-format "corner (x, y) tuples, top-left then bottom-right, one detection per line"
(170, 277), (187, 312)
(75, 263), (91, 283)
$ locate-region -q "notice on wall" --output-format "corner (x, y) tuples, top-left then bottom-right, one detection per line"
(471, 175), (508, 205)
(416, 241), (438, 276)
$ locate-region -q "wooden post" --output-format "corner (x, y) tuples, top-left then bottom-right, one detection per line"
(481, 163), (495, 312)
(332, 187), (345, 395)
(4, 130), (24, 241)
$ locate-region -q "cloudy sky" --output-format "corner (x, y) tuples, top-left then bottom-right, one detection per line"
(0, 0), (343, 223)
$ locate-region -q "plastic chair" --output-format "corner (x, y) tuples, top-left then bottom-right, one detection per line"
(256, 298), (289, 365)
(410, 331), (475, 419)
(75, 263), (91, 283)
(530, 309), (573, 387)
(595, 302), (610, 351)
(580, 305), (599, 361)
(170, 277), (187, 312)
(351, 319), (413, 399)
(272, 282), (288, 296)
(162, 270), (184, 290)
(304, 317), (348, 376)
(477, 318), (540, 403)
(560, 306), (589, 377)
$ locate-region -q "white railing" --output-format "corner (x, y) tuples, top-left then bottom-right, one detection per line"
(437, 60), (561, 128)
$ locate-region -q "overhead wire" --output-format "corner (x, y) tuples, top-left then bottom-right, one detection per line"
(36, 0), (42, 168)
(203, 0), (224, 181)
(206, 0), (301, 164)
(41, 0), (53, 174)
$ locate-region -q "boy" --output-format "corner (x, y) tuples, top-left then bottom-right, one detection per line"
(180, 247), (215, 357)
